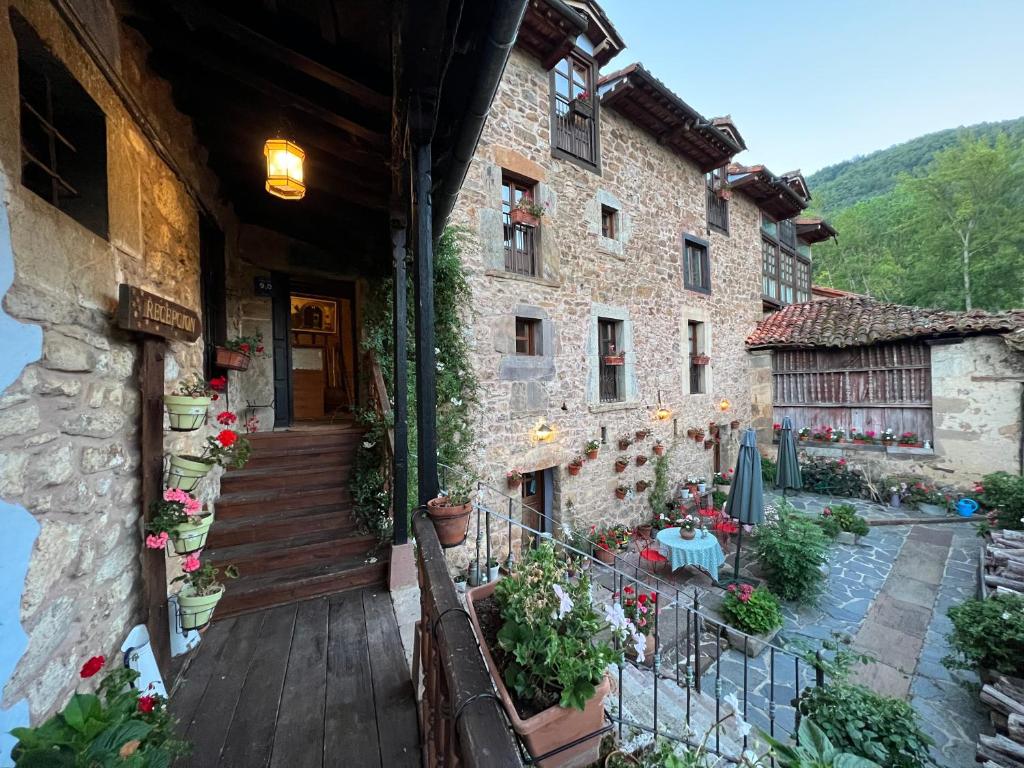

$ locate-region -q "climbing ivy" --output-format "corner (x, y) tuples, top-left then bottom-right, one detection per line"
(649, 448), (671, 517)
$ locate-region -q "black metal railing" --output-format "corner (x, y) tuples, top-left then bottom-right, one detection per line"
(599, 360), (622, 403)
(434, 464), (822, 766)
(503, 221), (538, 277)
(707, 187), (728, 233)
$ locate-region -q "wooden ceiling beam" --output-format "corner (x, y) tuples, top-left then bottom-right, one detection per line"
(165, 0), (390, 114)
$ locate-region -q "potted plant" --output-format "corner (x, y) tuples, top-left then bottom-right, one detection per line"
(773, 422), (782, 440)
(677, 513), (699, 540)
(174, 558), (238, 630)
(696, 477), (708, 494)
(693, 429), (706, 443)
(163, 373), (213, 432)
(621, 586), (658, 661)
(145, 488), (212, 555)
(713, 469), (733, 493)
(567, 457), (584, 476)
(215, 333), (264, 371)
(592, 524), (630, 563)
(897, 431), (924, 448)
(652, 439), (665, 457)
(828, 503), (870, 544)
(635, 480), (650, 493)
(635, 455), (648, 467)
(798, 426), (811, 441)
(636, 519), (652, 538)
(863, 430), (877, 444)
(568, 90), (593, 119)
(507, 468), (524, 490)
(634, 428), (651, 441)
(719, 583), (783, 657)
(167, 415), (250, 492)
(585, 440), (600, 460)
(605, 346), (626, 367)
(615, 485), (629, 500)
(465, 544), (640, 767)
(487, 558), (501, 583)
(880, 428), (895, 446)
(691, 354), (710, 366)
(617, 435), (632, 450)
(426, 478), (474, 547)
(831, 428), (846, 443)
(704, 439), (715, 450)
(9, 658), (189, 765)
(614, 455), (630, 473)
(510, 194), (547, 227)
(909, 482), (947, 515)
(453, 572), (468, 595)
(729, 419), (740, 430)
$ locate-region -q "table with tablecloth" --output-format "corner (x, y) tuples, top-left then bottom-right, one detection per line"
(655, 527), (726, 582)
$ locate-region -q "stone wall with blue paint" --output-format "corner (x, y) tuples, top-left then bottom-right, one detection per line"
(0, 0), (229, 738)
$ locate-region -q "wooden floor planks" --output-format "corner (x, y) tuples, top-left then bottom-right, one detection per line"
(171, 590), (418, 768)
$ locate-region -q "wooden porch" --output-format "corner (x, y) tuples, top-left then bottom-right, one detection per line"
(170, 590), (419, 768)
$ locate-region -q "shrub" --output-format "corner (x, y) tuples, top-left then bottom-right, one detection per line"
(944, 594), (1024, 674)
(761, 456), (778, 485)
(765, 718), (883, 768)
(721, 584), (782, 635)
(755, 502), (829, 603)
(800, 456), (867, 497)
(814, 509), (842, 539)
(830, 503), (870, 536)
(977, 471), (1024, 530)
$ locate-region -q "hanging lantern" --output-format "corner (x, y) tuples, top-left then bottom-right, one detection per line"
(263, 139), (306, 200)
(656, 407), (671, 421)
(718, 398), (732, 412)
(534, 422), (555, 442)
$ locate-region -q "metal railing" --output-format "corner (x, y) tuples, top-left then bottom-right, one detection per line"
(429, 464), (822, 765)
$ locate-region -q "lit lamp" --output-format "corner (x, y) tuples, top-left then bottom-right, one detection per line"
(718, 398), (732, 413)
(535, 422), (554, 442)
(264, 138), (306, 200)
(656, 407), (671, 421)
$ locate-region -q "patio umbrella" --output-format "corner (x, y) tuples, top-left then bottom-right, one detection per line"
(775, 416), (802, 497)
(724, 428), (764, 584)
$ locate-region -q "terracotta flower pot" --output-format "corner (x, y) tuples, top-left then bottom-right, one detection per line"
(594, 547), (615, 565)
(510, 208), (540, 227)
(626, 633), (656, 663)
(614, 461), (628, 473)
(704, 439), (714, 449)
(635, 431), (648, 441)
(680, 528), (696, 540)
(636, 482), (649, 493)
(653, 445), (665, 456)
(617, 439), (631, 450)
(636, 524), (652, 539)
(586, 449), (599, 460)
(508, 477), (522, 490)
(466, 582), (610, 768)
(635, 456), (647, 467)
(729, 420), (740, 430)
(214, 346), (251, 371)
(567, 463), (582, 476)
(604, 355), (625, 366)
(426, 496), (472, 548)
(615, 488), (627, 500)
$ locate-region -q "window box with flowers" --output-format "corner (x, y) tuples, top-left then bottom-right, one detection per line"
(719, 584), (783, 657)
(163, 373), (214, 432)
(568, 91), (593, 119)
(509, 194), (547, 228)
(604, 349), (626, 366)
(214, 333), (265, 371)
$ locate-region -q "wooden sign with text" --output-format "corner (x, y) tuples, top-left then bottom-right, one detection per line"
(116, 284), (201, 342)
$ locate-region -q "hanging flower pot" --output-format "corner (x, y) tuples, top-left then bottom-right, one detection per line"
(704, 439), (714, 450)
(567, 460), (583, 477)
(635, 455), (648, 467)
(617, 437), (632, 450)
(653, 443), (665, 456)
(163, 394), (211, 432)
(693, 432), (705, 443)
(615, 486), (628, 500)
(729, 420), (740, 430)
(214, 346), (251, 371)
(635, 429), (651, 441)
(586, 448), (599, 461)
(636, 481), (650, 493)
(614, 458), (629, 473)
(604, 354), (626, 366)
(177, 585), (225, 631)
(167, 455), (215, 492)
(426, 495), (473, 548)
(168, 511), (215, 555)
(510, 208), (540, 227)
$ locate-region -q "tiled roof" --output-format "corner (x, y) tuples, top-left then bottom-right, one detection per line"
(746, 296), (1024, 349)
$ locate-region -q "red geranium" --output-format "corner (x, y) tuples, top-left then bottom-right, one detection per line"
(216, 411), (238, 425)
(239, 343), (251, 353)
(137, 695), (157, 713)
(209, 376), (227, 392)
(255, 345), (265, 354)
(217, 430), (238, 448)
(80, 655), (105, 678)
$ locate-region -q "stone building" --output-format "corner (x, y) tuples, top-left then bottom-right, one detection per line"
(747, 296), (1024, 483)
(0, 0), (513, 754)
(447, 1), (832, 543)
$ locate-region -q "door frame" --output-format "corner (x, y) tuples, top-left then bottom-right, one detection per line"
(270, 271), (293, 427)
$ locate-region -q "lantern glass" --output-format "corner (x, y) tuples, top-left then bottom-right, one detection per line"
(264, 139), (306, 200)
(656, 407), (671, 421)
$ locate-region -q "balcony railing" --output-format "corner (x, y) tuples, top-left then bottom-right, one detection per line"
(707, 188), (728, 233)
(503, 221), (538, 277)
(553, 105), (597, 165)
(417, 465), (826, 765)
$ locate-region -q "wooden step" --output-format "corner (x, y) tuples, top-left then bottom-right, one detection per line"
(214, 485), (352, 520)
(214, 554), (389, 619)
(205, 505), (359, 549)
(220, 463), (352, 493)
(240, 444), (357, 471)
(205, 529), (379, 575)
(246, 427), (363, 450)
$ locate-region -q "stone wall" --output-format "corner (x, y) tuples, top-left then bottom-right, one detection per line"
(447, 48), (764, 554)
(0, 0), (231, 727)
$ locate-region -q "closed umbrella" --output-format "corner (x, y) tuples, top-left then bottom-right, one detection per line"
(724, 428), (764, 584)
(775, 416), (802, 497)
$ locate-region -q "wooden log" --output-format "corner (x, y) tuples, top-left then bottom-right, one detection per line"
(986, 574), (1024, 591)
(997, 586), (1024, 596)
(1009, 714), (1024, 742)
(996, 674), (1024, 695)
(982, 684), (1024, 716)
(978, 743), (1024, 768)
(981, 734), (1024, 763)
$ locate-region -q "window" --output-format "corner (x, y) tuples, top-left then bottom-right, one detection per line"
(761, 214), (778, 239)
(779, 251), (794, 304)
(779, 218), (797, 249)
(761, 215), (808, 306)
(13, 11), (108, 238)
(601, 205), (617, 239)
(688, 321), (705, 395)
(515, 317), (541, 355)
(597, 317), (624, 403)
(706, 170), (728, 234)
(683, 235), (711, 293)
(551, 51), (599, 168)
(762, 239), (778, 299)
(795, 259), (811, 303)
(501, 174), (539, 277)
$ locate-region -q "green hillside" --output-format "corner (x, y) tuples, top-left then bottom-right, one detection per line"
(807, 116), (1024, 215)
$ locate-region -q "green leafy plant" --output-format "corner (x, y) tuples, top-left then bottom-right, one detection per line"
(170, 372), (213, 398)
(10, 659), (189, 766)
(800, 456), (867, 498)
(649, 448), (670, 516)
(796, 636), (932, 768)
(493, 544), (624, 711)
(828, 503), (870, 536)
(721, 584), (782, 636)
(223, 333), (264, 355)
(348, 414), (393, 543)
(712, 490), (728, 510)
(976, 471), (1024, 530)
(755, 502), (829, 603)
(761, 456), (778, 485)
(172, 561), (238, 596)
(592, 523), (631, 552)
(763, 717), (883, 768)
(944, 594), (1024, 674)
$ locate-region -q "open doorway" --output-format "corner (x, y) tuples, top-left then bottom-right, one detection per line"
(271, 276), (357, 424)
(521, 468), (554, 548)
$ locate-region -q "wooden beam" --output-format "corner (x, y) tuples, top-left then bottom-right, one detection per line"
(413, 142), (438, 504)
(392, 213), (409, 544)
(166, 0), (390, 113)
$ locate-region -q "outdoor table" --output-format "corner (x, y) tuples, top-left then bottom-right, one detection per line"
(655, 527), (726, 582)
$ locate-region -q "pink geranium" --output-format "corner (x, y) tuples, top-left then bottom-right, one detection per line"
(182, 554), (201, 573)
(145, 532), (169, 550)
(183, 497), (202, 515)
(163, 488), (189, 504)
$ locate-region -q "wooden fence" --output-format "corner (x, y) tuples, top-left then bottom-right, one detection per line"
(772, 341), (934, 441)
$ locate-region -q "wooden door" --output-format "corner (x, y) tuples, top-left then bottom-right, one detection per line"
(521, 469), (550, 548)
(271, 272), (293, 427)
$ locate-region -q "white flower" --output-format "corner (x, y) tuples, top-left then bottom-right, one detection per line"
(552, 584), (574, 620)
(436, 361), (445, 371)
(451, 397), (462, 406)
(1003, 612), (1012, 620)
(632, 631), (646, 663)
(434, 347), (440, 355)
(735, 717), (752, 738)
(604, 602), (627, 631)
(362, 441), (375, 449)
(724, 692), (740, 712)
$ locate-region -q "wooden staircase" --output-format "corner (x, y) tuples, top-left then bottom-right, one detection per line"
(206, 422), (388, 618)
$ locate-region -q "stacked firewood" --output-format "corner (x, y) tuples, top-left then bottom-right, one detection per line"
(978, 674), (1024, 767)
(982, 530), (1024, 597)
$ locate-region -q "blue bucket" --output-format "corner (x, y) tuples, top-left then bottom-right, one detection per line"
(956, 498), (979, 518)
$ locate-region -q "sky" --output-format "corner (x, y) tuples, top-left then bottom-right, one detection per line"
(599, 0), (1024, 175)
